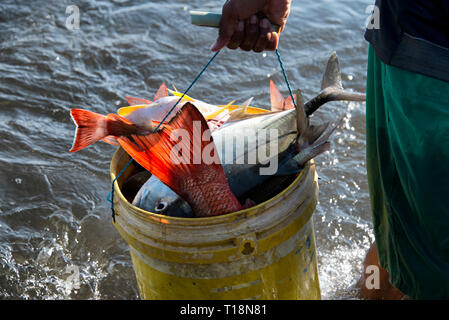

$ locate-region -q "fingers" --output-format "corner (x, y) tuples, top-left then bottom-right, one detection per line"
(228, 16), (279, 53)
(227, 20), (245, 50)
(239, 15), (260, 51)
(211, 13), (281, 52)
(253, 18), (271, 53)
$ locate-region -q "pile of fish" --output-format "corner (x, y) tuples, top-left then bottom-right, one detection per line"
(69, 52), (365, 218)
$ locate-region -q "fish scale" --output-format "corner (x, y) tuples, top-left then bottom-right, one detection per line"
(179, 168), (242, 217)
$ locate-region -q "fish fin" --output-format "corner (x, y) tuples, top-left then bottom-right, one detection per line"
(153, 82), (168, 101)
(304, 52), (366, 116)
(283, 119), (340, 174)
(204, 101), (234, 120)
(295, 141), (331, 167)
(321, 51), (343, 91)
(227, 108), (245, 122)
(102, 136), (120, 146)
(227, 97), (254, 122)
(296, 88), (305, 109)
(312, 119), (342, 146)
(305, 52), (366, 116)
(168, 89), (195, 102)
(295, 88), (308, 139)
(237, 97), (253, 115)
(295, 140), (331, 167)
(278, 140), (331, 175)
(70, 108), (109, 152)
(284, 94), (296, 110)
(206, 100), (235, 130)
(117, 105), (148, 117)
(270, 80), (285, 112)
(125, 96), (152, 106)
(241, 97), (253, 109)
(117, 103), (241, 217)
(298, 119), (340, 152)
(307, 122), (330, 145)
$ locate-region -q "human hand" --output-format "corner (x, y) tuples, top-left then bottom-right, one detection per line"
(210, 0), (291, 52)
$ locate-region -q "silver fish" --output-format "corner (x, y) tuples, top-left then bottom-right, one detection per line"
(133, 175), (194, 217)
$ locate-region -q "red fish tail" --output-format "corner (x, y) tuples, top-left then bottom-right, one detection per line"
(70, 109), (109, 152)
(118, 102), (242, 217)
(70, 109), (150, 152)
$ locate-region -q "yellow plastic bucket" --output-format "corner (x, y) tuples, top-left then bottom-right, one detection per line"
(109, 106), (321, 300)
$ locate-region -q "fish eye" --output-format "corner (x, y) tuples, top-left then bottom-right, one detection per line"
(155, 201), (168, 212)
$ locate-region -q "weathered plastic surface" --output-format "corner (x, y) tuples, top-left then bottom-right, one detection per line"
(110, 106), (321, 300)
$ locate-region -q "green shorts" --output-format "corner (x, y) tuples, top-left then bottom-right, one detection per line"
(366, 45), (449, 299)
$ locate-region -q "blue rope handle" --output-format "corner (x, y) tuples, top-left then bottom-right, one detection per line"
(108, 50), (221, 222)
(275, 49), (297, 109)
(107, 48), (295, 222)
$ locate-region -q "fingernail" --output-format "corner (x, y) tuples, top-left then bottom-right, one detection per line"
(269, 32), (279, 50)
(250, 15), (257, 24)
